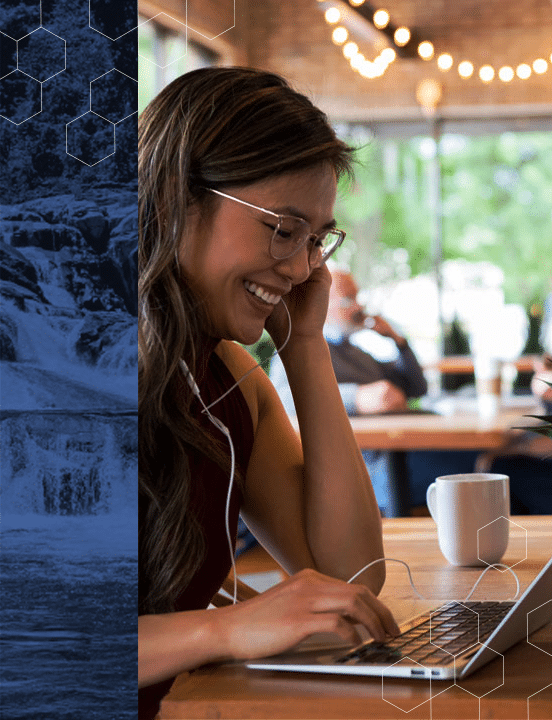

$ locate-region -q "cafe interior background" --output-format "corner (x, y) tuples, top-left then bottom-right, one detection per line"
(137, 0), (552, 396)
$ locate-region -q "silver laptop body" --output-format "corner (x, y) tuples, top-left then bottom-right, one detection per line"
(247, 556), (552, 680)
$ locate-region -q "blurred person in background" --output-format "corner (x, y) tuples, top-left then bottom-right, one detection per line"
(270, 265), (428, 515)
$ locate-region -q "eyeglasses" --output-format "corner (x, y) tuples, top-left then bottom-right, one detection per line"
(206, 188), (345, 266)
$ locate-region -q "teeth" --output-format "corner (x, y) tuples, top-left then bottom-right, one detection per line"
(244, 281), (281, 306)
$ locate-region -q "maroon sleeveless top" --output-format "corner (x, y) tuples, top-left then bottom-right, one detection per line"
(139, 351), (255, 720)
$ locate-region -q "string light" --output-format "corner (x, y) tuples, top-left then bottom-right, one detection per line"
(498, 66), (514, 82)
(343, 41), (359, 59)
(380, 47), (396, 64)
(332, 26), (348, 45)
(373, 9), (390, 29)
(324, 7), (341, 24)
(394, 27), (411, 46)
(458, 60), (474, 78)
(479, 65), (495, 82)
(350, 52), (366, 70)
(516, 63), (531, 79)
(418, 41), (434, 60)
(437, 53), (453, 71)
(319, 3), (551, 84)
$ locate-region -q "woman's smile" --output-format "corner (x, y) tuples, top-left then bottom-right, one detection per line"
(180, 164), (337, 344)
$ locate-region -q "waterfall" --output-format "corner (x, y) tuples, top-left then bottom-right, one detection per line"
(2, 411), (137, 517)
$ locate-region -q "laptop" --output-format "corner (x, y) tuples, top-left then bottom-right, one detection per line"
(247, 556), (552, 680)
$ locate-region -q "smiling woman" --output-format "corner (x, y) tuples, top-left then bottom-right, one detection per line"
(138, 67), (399, 720)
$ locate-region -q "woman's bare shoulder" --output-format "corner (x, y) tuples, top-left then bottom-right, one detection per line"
(215, 340), (274, 427)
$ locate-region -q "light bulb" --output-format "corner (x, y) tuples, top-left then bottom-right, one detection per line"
(418, 41), (434, 60)
(533, 58), (548, 74)
(343, 41), (359, 59)
(332, 26), (348, 45)
(394, 27), (411, 47)
(458, 60), (474, 78)
(498, 66), (514, 82)
(350, 52), (365, 70)
(516, 63), (531, 79)
(380, 47), (396, 63)
(437, 53), (453, 71)
(373, 9), (390, 29)
(350, 0), (365, 6)
(325, 7), (341, 24)
(359, 60), (376, 78)
(479, 65), (495, 82)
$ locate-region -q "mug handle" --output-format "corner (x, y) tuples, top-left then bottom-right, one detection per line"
(426, 482), (437, 522)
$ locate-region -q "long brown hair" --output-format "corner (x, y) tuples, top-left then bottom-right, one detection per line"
(139, 67), (354, 613)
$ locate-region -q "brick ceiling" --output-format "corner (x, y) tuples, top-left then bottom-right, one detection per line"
(242, 0), (552, 122)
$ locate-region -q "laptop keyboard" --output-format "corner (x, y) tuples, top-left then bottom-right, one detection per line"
(336, 601), (515, 666)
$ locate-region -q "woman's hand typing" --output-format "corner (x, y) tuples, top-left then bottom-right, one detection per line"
(213, 568), (400, 661)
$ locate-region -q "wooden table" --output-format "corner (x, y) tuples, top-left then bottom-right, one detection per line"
(425, 355), (540, 375)
(349, 401), (541, 517)
(159, 517), (552, 720)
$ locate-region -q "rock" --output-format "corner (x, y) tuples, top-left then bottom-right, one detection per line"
(0, 316), (17, 361)
(0, 241), (47, 300)
(63, 200), (110, 253)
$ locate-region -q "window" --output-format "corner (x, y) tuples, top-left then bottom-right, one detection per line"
(138, 15), (217, 112)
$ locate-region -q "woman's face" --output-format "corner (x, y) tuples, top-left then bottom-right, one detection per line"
(180, 164), (338, 345)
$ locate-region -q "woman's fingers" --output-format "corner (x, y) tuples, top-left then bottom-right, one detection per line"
(306, 579), (400, 642)
(219, 568), (400, 661)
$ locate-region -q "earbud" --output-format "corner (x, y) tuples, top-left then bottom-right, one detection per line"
(180, 359), (202, 399)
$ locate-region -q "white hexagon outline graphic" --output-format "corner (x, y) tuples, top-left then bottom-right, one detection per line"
(430, 601), (480, 655)
(90, 1), (238, 44)
(453, 643), (504, 698)
(477, 516), (527, 571)
(527, 682), (552, 719)
(90, 68), (137, 125)
(0, 30), (18, 81)
(527, 599), (552, 657)
(66, 110), (116, 167)
(381, 656), (433, 712)
(0, 69), (43, 124)
(137, 13), (188, 68)
(89, 0), (142, 41)
(17, 26), (66, 83)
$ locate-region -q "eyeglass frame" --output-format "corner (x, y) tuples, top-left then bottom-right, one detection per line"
(204, 187), (346, 265)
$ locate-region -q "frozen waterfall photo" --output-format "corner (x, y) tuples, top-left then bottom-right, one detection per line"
(1, 0), (138, 717)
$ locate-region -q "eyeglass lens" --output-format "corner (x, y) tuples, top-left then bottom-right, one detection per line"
(270, 216), (342, 263)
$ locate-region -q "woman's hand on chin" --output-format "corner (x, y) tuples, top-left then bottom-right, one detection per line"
(265, 265), (331, 349)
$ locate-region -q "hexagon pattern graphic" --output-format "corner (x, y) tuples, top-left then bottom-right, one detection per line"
(18, 27), (66, 82)
(137, 3), (236, 69)
(0, 70), (42, 124)
(91, 69), (137, 124)
(527, 682), (552, 720)
(138, 14), (188, 68)
(527, 599), (552, 656)
(454, 644), (504, 698)
(381, 657), (432, 712)
(477, 517), (527, 570)
(0, 5), (66, 126)
(89, 0), (137, 40)
(66, 112), (115, 167)
(0, 32), (17, 79)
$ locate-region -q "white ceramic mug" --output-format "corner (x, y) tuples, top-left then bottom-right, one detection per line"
(426, 473), (510, 566)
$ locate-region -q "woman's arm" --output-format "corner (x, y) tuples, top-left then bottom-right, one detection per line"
(139, 567), (398, 687)
(221, 265), (387, 596)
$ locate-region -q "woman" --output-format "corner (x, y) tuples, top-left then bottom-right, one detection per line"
(138, 67), (398, 718)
